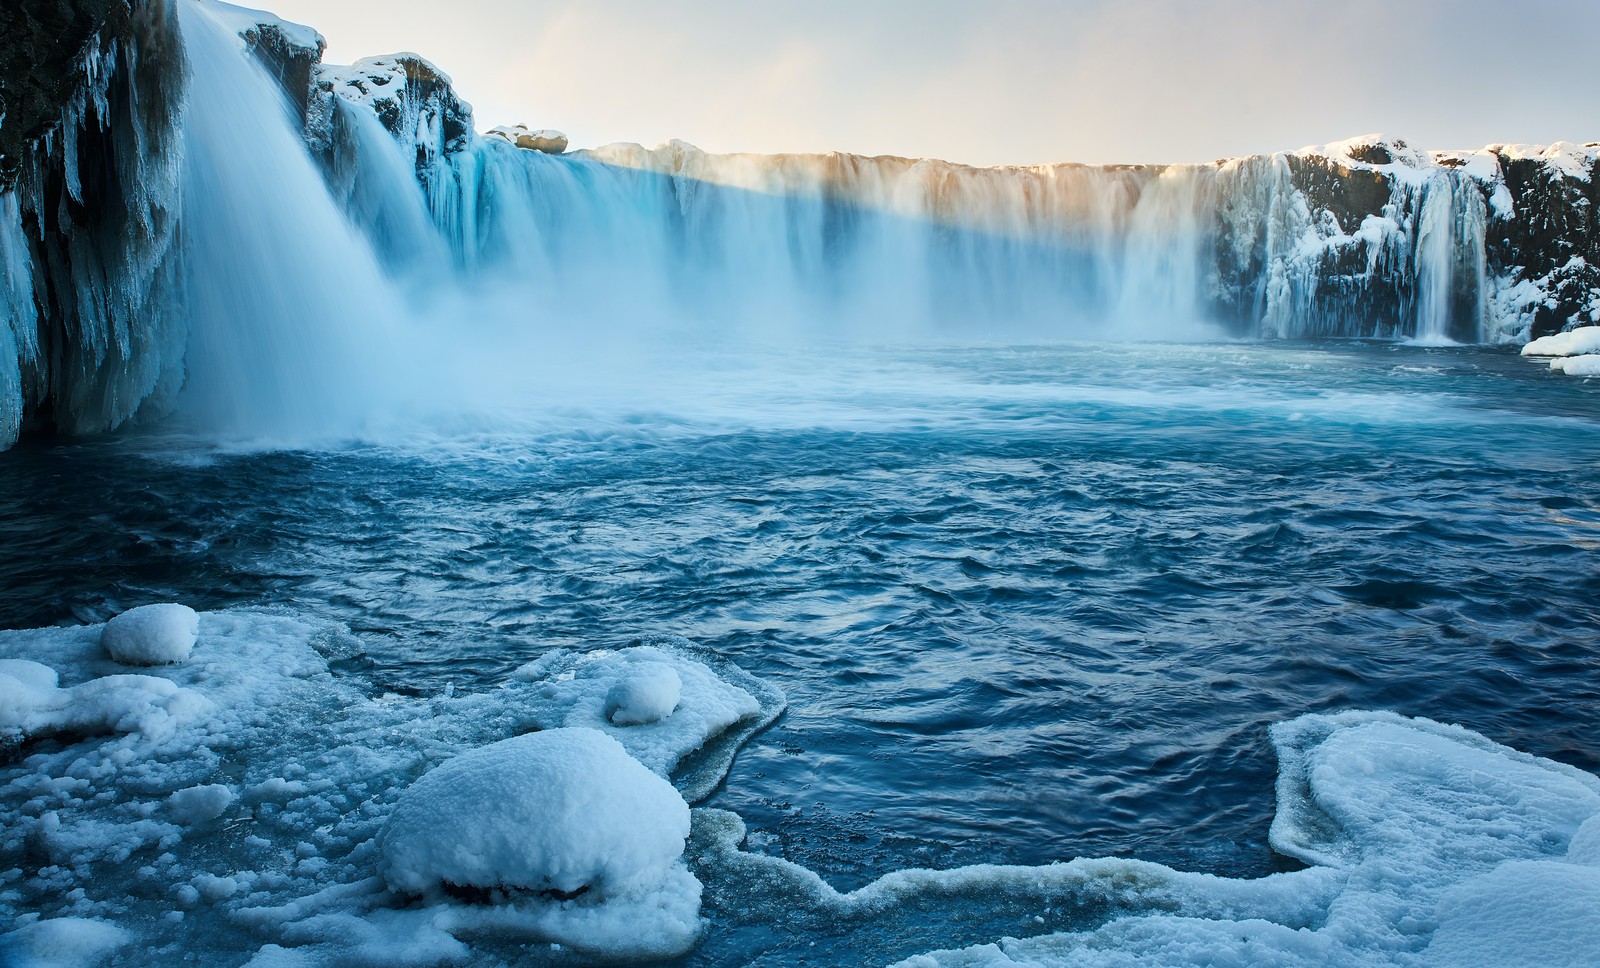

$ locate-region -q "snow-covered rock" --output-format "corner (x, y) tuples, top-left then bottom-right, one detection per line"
(380, 728), (690, 899)
(1551, 354), (1600, 376)
(605, 661), (681, 725)
(486, 125), (568, 154)
(101, 603), (199, 665)
(1523, 324), (1600, 356)
(309, 54), (474, 170)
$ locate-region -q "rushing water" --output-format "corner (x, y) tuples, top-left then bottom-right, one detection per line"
(2, 337), (1597, 964)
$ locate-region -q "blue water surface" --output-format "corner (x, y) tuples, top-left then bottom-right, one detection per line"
(2, 339), (1597, 964)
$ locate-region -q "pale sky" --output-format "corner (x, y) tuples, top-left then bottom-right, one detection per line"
(256, 0), (1599, 168)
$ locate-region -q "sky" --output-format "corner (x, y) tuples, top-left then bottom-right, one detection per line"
(257, 0), (1600, 168)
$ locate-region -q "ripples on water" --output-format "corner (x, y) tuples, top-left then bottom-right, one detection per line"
(2, 340), (1598, 960)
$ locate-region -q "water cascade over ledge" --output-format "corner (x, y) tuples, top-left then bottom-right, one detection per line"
(0, 0), (1596, 447)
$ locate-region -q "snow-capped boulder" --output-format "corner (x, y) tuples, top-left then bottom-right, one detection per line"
(102, 603), (199, 665)
(487, 125), (569, 154)
(605, 662), (681, 726)
(379, 728), (690, 900)
(1523, 324), (1600, 356)
(1551, 354), (1600, 376)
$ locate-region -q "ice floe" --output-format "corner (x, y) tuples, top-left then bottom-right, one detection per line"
(3, 609), (1596, 967)
(889, 711), (1600, 967)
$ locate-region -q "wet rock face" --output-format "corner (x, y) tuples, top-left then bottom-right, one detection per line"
(0, 0), (128, 190)
(235, 19), (325, 131)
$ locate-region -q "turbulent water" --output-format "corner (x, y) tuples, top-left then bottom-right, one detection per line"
(3, 338), (1597, 964)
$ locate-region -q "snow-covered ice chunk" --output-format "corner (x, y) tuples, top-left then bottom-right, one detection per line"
(605, 661), (681, 725)
(1522, 324), (1600, 357)
(168, 783), (236, 825)
(888, 711), (1600, 968)
(0, 660), (207, 744)
(380, 727), (689, 899)
(510, 644), (774, 787)
(101, 603), (199, 666)
(0, 916), (129, 968)
(1551, 354), (1600, 376)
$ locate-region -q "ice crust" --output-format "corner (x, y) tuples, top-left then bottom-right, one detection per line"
(510, 644), (763, 779)
(0, 613), (772, 963)
(101, 603), (199, 665)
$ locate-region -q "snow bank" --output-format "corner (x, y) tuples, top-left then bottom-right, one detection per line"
(1522, 324), (1600, 356)
(381, 728), (690, 898)
(101, 603), (199, 665)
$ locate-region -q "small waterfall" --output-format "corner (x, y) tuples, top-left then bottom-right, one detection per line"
(1413, 175), (1457, 343)
(175, 1), (413, 441)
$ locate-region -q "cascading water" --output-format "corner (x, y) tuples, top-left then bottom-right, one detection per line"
(1414, 174), (1459, 344)
(174, 0), (415, 441)
(0, 2), (1517, 449)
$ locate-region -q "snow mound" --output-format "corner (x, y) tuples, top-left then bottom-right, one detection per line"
(510, 644), (766, 782)
(378, 728), (700, 955)
(1522, 324), (1600, 356)
(605, 661), (681, 725)
(101, 603), (198, 665)
(0, 659), (207, 744)
(380, 728), (690, 898)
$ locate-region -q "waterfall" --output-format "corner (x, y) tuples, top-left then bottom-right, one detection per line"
(1414, 175), (1458, 344)
(0, 2), (1544, 451)
(174, 1), (413, 441)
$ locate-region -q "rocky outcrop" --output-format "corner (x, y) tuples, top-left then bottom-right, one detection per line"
(309, 54), (474, 172)
(0, 0), (188, 447)
(487, 125), (568, 154)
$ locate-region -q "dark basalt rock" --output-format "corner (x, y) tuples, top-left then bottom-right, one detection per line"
(1, 0), (188, 445)
(0, 0), (130, 191)
(1488, 150), (1600, 338)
